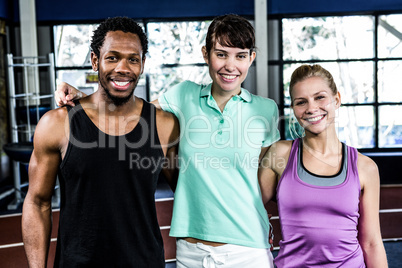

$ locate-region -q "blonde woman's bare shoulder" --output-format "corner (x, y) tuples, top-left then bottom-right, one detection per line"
(357, 152), (380, 188)
(262, 140), (293, 175)
(270, 140), (293, 158)
(357, 152), (379, 174)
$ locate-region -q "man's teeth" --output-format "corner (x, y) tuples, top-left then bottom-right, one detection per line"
(221, 74), (236, 79)
(114, 81), (129, 86)
(307, 115), (324, 122)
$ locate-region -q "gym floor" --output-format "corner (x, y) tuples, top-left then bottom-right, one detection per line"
(1, 177), (402, 267)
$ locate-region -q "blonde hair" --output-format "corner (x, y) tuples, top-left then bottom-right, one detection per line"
(289, 64), (338, 106)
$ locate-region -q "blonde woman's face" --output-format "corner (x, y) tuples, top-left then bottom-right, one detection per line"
(291, 76), (340, 135)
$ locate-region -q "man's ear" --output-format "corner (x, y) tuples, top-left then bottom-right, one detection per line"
(91, 51), (98, 72)
(202, 46), (209, 65)
(141, 55), (146, 74)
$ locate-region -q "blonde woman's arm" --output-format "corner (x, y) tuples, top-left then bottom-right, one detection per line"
(357, 153), (388, 268)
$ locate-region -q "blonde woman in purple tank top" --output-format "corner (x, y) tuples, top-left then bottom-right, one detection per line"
(259, 64), (388, 267)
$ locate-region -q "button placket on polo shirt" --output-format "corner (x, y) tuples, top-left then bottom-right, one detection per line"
(215, 96), (241, 145)
(215, 114), (225, 144)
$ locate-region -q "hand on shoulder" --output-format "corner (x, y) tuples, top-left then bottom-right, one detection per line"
(55, 82), (86, 107)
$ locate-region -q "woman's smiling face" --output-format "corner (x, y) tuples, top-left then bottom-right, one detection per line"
(203, 42), (255, 96)
(291, 76), (341, 135)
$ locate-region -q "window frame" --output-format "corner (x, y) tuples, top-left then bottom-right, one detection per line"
(269, 12), (402, 153)
(51, 13), (402, 152)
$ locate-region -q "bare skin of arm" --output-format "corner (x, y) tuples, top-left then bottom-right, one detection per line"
(162, 145), (179, 192)
(155, 107), (180, 191)
(22, 108), (69, 267)
(258, 140), (292, 204)
(357, 154), (388, 267)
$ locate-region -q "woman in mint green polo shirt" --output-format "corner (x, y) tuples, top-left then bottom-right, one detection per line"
(156, 15), (279, 267)
(56, 14), (279, 268)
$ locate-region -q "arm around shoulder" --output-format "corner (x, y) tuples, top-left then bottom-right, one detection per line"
(151, 99), (161, 109)
(55, 82), (87, 107)
(357, 154), (388, 268)
(155, 108), (180, 191)
(22, 108), (69, 267)
(258, 140), (292, 204)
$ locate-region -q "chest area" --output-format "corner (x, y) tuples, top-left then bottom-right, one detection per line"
(179, 100), (269, 150)
(278, 171), (360, 219)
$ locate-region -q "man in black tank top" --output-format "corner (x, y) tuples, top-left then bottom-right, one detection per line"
(21, 17), (179, 267)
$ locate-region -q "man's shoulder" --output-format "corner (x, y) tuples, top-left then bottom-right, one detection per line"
(33, 107), (70, 148)
(38, 106), (69, 128)
(155, 106), (177, 124)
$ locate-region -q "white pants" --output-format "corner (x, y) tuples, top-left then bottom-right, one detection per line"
(176, 239), (275, 268)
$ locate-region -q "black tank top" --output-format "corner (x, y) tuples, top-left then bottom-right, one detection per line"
(55, 100), (165, 267)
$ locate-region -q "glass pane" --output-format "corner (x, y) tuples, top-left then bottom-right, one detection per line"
(146, 21), (210, 66)
(284, 106), (375, 148)
(283, 62), (374, 105)
(56, 69), (97, 95)
(378, 60), (402, 103)
(148, 65), (211, 101)
(54, 24), (98, 67)
(337, 106), (375, 148)
(379, 105), (402, 148)
(378, 14), (402, 58)
(282, 16), (374, 61)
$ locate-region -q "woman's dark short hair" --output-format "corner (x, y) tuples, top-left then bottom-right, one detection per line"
(205, 14), (255, 56)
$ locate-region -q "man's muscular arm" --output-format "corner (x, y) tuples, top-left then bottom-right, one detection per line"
(22, 108), (69, 267)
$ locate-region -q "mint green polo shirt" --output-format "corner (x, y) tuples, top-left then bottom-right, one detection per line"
(158, 80), (280, 248)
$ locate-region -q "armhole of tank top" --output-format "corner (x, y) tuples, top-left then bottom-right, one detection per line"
(347, 145), (361, 192)
(147, 101), (164, 157)
(59, 105), (73, 170)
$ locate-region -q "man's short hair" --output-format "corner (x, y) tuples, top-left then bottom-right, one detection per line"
(90, 16), (148, 59)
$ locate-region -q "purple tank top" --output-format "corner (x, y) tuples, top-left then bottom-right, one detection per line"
(274, 138), (366, 267)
